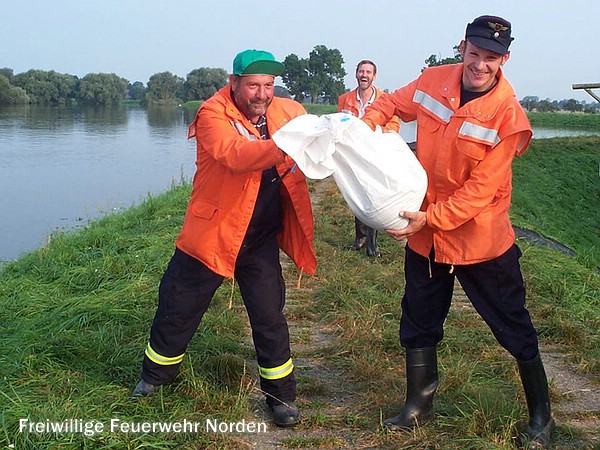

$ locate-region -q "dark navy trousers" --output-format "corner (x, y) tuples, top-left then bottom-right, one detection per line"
(400, 244), (539, 361)
(141, 237), (295, 405)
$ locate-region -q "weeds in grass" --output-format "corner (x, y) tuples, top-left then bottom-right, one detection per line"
(1, 138), (598, 449)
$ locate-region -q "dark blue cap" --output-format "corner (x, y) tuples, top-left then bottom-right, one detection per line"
(466, 15), (513, 55)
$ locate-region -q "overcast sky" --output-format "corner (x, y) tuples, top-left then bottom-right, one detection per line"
(2, 0), (598, 102)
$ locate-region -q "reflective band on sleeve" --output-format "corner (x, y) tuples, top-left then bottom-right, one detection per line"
(258, 358), (294, 380)
(230, 121), (258, 141)
(413, 90), (453, 123)
(459, 122), (500, 146)
(145, 343), (185, 366)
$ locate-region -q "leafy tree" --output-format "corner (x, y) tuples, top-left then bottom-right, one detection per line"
(0, 74), (30, 105)
(274, 85), (291, 98)
(128, 81), (146, 101)
(50, 71), (79, 105)
(146, 71), (184, 104)
(183, 67), (227, 101)
(307, 45), (346, 104)
(423, 45), (463, 70)
(0, 68), (14, 82)
(521, 96), (540, 112)
(561, 98), (583, 112)
(13, 69), (78, 105)
(537, 99), (558, 113)
(281, 53), (309, 103)
(78, 73), (128, 105)
(282, 45), (346, 104)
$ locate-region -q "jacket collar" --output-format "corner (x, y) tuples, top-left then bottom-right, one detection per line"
(214, 85), (289, 137)
(438, 64), (516, 121)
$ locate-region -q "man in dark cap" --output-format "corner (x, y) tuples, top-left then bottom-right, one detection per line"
(362, 15), (554, 448)
(131, 49), (317, 428)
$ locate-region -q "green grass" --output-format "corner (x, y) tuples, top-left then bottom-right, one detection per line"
(1, 138), (598, 449)
(303, 104), (337, 115)
(511, 136), (600, 270)
(527, 112), (600, 130)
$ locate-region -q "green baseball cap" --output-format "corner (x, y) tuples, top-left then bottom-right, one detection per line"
(232, 49), (285, 76)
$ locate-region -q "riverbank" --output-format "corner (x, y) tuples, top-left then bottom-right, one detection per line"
(183, 101), (600, 132)
(1, 137), (598, 448)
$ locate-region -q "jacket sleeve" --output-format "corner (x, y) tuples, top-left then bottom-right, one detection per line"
(194, 105), (285, 174)
(425, 132), (525, 231)
(383, 115), (401, 133)
(337, 94), (345, 112)
(362, 79), (419, 130)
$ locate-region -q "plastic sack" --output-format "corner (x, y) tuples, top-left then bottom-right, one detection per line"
(273, 113), (427, 230)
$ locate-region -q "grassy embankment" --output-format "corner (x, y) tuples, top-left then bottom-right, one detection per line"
(0, 115), (598, 448)
(527, 112), (600, 130)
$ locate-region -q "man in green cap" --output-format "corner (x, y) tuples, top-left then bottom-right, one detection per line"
(132, 49), (317, 428)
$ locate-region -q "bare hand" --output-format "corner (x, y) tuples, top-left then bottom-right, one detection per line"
(385, 211), (426, 241)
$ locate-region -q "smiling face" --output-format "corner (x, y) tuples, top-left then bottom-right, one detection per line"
(355, 62), (376, 93)
(460, 40), (510, 92)
(230, 74), (275, 122)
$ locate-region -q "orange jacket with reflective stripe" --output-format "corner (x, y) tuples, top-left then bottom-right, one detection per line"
(176, 85), (317, 278)
(337, 87), (401, 132)
(362, 64), (532, 264)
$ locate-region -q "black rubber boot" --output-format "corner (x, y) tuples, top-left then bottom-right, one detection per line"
(131, 379), (161, 398)
(347, 217), (367, 251)
(384, 347), (439, 430)
(269, 401), (300, 428)
(365, 227), (381, 257)
(517, 353), (555, 449)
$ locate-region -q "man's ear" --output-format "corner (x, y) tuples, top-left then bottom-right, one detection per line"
(501, 51), (511, 66)
(458, 40), (466, 58)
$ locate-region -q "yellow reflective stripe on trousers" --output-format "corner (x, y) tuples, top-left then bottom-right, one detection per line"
(145, 343), (185, 366)
(258, 358), (294, 380)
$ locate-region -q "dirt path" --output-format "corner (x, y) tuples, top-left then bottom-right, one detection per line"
(236, 180), (599, 449)
(231, 269), (366, 449)
(452, 287), (600, 448)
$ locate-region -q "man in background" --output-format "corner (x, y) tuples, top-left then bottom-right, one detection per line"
(338, 60), (400, 257)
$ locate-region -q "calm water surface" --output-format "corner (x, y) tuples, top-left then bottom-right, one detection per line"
(1, 105), (196, 261)
(1, 106), (597, 262)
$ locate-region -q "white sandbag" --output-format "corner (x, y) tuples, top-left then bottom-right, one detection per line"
(273, 113), (427, 230)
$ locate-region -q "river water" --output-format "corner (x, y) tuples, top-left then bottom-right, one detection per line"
(1, 105), (597, 262)
(1, 105), (197, 261)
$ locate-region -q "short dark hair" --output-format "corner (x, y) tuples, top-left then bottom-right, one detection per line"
(356, 60), (377, 74)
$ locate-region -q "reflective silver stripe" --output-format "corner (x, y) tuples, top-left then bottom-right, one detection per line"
(459, 121), (500, 146)
(230, 120), (258, 141)
(413, 90), (453, 123)
(258, 358), (294, 380)
(145, 343), (185, 366)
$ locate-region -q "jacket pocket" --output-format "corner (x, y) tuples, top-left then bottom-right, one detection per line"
(191, 200), (218, 220)
(417, 110), (443, 133)
(451, 137), (488, 184)
(456, 138), (487, 161)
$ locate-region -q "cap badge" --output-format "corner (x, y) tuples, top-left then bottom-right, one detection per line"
(487, 22), (509, 32)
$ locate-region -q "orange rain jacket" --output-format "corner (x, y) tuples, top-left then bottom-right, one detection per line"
(177, 85), (317, 278)
(338, 87), (400, 133)
(362, 64), (532, 265)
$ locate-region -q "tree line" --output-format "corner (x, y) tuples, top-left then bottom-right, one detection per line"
(0, 67), (228, 107)
(0, 45), (346, 107)
(1, 45), (598, 113)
